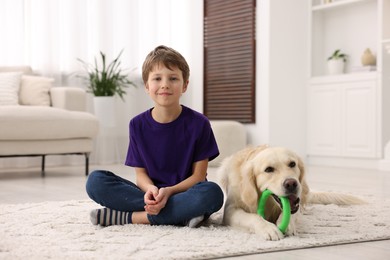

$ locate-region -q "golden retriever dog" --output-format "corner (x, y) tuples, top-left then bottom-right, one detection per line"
(218, 145), (365, 241)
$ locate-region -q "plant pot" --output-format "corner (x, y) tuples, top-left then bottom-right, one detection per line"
(93, 96), (116, 127)
(327, 59), (345, 75)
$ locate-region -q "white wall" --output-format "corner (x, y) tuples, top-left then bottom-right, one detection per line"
(247, 0), (308, 157)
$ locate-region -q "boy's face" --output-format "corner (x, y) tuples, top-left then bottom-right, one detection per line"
(145, 63), (188, 108)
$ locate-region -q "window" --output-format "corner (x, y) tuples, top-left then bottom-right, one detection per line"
(204, 0), (256, 123)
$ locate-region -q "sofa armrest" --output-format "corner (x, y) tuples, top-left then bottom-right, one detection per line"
(209, 120), (247, 167)
(50, 87), (86, 112)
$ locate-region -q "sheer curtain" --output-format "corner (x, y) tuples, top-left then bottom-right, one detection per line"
(0, 0), (196, 80)
(0, 0), (203, 168)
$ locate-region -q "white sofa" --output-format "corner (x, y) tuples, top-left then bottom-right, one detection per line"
(0, 66), (99, 176)
(209, 120), (247, 167)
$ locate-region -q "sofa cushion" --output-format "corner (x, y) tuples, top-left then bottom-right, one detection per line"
(0, 106), (99, 141)
(19, 75), (54, 106)
(0, 72), (22, 106)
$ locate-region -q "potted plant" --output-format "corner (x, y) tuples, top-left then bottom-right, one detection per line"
(327, 49), (347, 75)
(77, 50), (137, 101)
(77, 50), (137, 127)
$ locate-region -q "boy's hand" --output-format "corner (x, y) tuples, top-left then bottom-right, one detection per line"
(144, 185), (159, 205)
(144, 187), (171, 215)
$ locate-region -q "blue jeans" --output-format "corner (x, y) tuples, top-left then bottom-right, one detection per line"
(85, 170), (224, 226)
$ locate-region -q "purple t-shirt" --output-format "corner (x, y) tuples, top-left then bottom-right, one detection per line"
(125, 105), (219, 188)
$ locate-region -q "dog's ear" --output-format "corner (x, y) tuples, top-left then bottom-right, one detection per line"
(240, 162), (260, 213)
(297, 155), (309, 205)
(297, 155), (305, 183)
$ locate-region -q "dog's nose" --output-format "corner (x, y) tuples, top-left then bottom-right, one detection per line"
(283, 178), (298, 193)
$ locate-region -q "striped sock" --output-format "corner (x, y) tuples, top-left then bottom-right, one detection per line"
(89, 208), (132, 226)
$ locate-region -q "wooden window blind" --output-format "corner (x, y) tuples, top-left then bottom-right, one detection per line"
(204, 0), (256, 123)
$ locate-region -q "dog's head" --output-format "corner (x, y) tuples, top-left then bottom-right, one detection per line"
(240, 146), (309, 214)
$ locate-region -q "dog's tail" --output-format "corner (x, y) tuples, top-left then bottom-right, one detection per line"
(307, 191), (366, 205)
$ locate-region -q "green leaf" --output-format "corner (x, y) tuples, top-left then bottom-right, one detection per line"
(328, 49), (348, 62)
(77, 49), (137, 101)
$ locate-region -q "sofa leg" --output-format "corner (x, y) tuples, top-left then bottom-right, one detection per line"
(41, 155), (46, 177)
(85, 153), (90, 176)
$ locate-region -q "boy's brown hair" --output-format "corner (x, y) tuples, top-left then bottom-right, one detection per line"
(142, 45), (190, 84)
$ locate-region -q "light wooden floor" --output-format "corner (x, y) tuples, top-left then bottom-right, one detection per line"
(1, 163), (390, 259)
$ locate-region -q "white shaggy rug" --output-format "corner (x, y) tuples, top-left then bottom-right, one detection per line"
(1, 196), (390, 260)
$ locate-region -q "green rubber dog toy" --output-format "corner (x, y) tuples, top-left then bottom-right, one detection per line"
(257, 189), (291, 234)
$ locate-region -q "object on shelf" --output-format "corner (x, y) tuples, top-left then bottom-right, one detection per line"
(361, 48), (376, 66)
(322, 0), (333, 4)
(327, 49), (347, 75)
(350, 65), (376, 73)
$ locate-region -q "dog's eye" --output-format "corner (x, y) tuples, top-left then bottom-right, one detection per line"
(289, 161), (296, 168)
(264, 167), (274, 173)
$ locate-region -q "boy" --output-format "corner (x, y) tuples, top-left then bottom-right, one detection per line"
(86, 45), (224, 227)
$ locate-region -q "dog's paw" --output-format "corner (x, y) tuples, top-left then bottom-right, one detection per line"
(277, 212), (298, 236)
(284, 221), (297, 236)
(254, 221), (284, 241)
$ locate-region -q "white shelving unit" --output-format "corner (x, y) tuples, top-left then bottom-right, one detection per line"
(312, 0), (373, 11)
(307, 0), (390, 168)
